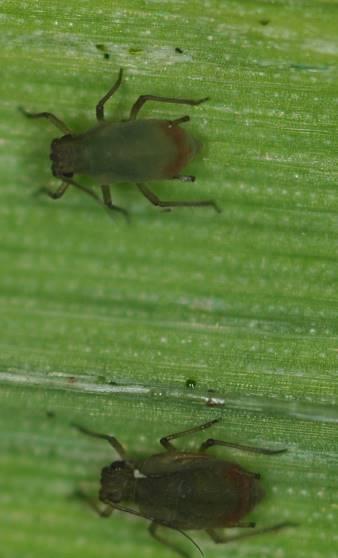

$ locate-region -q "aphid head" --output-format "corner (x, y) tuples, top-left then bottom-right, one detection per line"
(50, 135), (75, 179)
(99, 460), (135, 503)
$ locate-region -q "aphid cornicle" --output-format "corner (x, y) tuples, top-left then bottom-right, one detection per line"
(19, 68), (220, 218)
(74, 419), (295, 557)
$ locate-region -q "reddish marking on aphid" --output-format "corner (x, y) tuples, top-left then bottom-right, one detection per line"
(224, 465), (253, 525)
(160, 122), (192, 177)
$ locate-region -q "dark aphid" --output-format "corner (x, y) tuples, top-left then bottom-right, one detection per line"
(73, 419), (296, 557)
(19, 69), (220, 219)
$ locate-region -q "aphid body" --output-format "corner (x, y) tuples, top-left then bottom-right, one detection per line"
(75, 419), (294, 557)
(51, 119), (200, 184)
(20, 69), (220, 218)
(102, 451), (262, 530)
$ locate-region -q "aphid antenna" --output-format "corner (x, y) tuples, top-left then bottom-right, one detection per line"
(174, 528), (204, 558)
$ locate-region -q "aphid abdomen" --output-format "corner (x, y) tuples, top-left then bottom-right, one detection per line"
(74, 119), (200, 183)
(220, 463), (264, 526)
(136, 459), (264, 531)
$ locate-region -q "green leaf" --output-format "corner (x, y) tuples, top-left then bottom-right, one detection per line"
(1, 1), (337, 558)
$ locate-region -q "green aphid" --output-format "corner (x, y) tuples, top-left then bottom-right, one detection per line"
(20, 69), (220, 219)
(73, 419), (296, 557)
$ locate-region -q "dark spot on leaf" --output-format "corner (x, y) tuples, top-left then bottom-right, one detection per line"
(96, 44), (110, 60)
(185, 378), (197, 389)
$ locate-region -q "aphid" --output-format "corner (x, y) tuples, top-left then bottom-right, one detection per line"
(73, 418), (295, 557)
(19, 69), (220, 219)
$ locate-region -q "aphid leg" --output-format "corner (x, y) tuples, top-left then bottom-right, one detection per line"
(160, 419), (220, 451)
(206, 522), (297, 544)
(149, 522), (190, 558)
(63, 178), (117, 216)
(101, 185), (129, 221)
(74, 489), (113, 517)
(72, 423), (126, 460)
(199, 437), (287, 455)
(130, 95), (209, 120)
(56, 178), (125, 220)
(169, 115), (190, 126)
(96, 68), (123, 121)
(35, 182), (70, 199)
(18, 107), (71, 134)
(137, 183), (221, 213)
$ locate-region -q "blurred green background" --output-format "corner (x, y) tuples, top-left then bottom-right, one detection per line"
(0, 1), (337, 557)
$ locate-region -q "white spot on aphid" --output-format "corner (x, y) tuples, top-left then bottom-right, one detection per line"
(134, 469), (147, 479)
